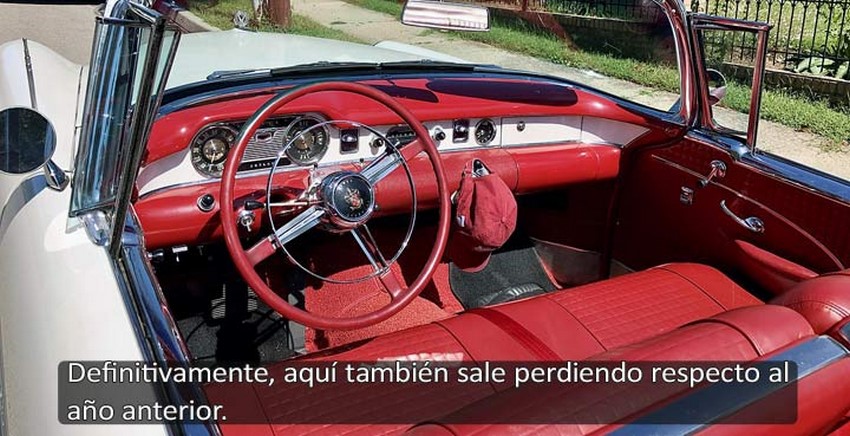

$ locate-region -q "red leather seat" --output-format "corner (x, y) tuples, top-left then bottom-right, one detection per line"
(773, 269), (850, 335)
(212, 263), (850, 436)
(410, 305), (850, 435)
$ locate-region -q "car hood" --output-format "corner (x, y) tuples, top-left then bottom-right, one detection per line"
(167, 30), (466, 89)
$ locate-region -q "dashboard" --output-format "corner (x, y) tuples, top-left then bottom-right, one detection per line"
(138, 112), (648, 196)
(135, 76), (672, 249)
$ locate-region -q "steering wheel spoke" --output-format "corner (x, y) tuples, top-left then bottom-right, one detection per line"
(273, 205), (325, 245)
(351, 224), (405, 299)
(351, 224), (389, 271)
(245, 206), (324, 266)
(360, 147), (404, 185)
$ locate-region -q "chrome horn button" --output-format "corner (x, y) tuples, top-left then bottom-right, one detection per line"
(320, 171), (376, 229)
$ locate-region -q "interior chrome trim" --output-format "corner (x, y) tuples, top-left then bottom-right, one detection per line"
(686, 130), (850, 204)
(112, 208), (219, 436)
(611, 336), (848, 434)
(720, 200), (765, 233)
(698, 160), (726, 187)
(652, 153), (844, 269)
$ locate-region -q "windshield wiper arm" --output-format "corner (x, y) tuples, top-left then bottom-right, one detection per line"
(206, 60), (487, 82)
(207, 68), (271, 80)
(269, 60), (484, 76)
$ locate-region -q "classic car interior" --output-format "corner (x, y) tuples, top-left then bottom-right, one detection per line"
(2, 0), (849, 434)
(131, 69), (850, 433)
(119, 4), (850, 434)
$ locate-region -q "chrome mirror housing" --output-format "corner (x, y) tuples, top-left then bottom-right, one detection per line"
(0, 107), (58, 175)
(401, 0), (490, 32)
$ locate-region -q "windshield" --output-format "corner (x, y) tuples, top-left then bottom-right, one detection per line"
(174, 0), (682, 114)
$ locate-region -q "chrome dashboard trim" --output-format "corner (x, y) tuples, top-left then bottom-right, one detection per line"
(137, 139), (621, 201)
(139, 154), (376, 200)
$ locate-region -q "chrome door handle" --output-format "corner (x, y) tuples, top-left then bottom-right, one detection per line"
(720, 200), (764, 233)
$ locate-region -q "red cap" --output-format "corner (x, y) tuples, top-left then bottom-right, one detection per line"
(449, 160), (517, 272)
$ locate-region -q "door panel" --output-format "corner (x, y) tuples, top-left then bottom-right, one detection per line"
(614, 137), (849, 296)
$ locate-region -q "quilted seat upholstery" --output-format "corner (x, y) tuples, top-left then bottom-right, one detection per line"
(410, 305), (850, 436)
(213, 263), (771, 436)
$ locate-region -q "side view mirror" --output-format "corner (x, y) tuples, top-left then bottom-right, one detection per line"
(0, 107), (56, 174)
(0, 107), (68, 190)
(402, 0), (490, 32)
(706, 68), (727, 106)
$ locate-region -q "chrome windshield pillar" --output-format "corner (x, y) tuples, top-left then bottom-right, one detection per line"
(113, 208), (219, 436)
(70, 0), (180, 255)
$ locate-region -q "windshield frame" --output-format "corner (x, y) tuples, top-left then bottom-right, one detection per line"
(70, 1), (180, 253)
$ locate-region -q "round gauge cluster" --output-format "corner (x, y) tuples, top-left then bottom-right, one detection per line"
(475, 119), (497, 145)
(190, 115), (331, 177)
(284, 117), (330, 165)
(190, 125), (238, 177)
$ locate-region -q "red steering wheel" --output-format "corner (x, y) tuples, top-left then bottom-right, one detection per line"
(220, 82), (451, 330)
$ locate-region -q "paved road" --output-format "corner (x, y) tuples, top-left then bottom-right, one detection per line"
(0, 3), (99, 65)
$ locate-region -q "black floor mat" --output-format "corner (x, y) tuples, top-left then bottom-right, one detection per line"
(449, 246), (556, 309)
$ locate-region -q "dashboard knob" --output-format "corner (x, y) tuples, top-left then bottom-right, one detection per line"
(433, 127), (446, 142)
(197, 194), (215, 212)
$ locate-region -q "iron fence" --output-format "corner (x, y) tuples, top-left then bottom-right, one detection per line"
(466, 0), (664, 22)
(693, 0), (850, 76)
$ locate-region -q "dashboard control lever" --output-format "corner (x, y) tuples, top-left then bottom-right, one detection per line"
(699, 160), (727, 187)
(244, 200), (265, 210)
(238, 210), (256, 232)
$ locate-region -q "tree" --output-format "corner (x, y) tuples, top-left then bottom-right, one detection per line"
(267, 0), (291, 27)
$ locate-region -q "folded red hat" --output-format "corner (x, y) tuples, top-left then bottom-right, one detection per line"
(449, 160), (518, 272)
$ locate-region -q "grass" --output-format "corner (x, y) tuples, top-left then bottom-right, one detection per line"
(346, 0), (850, 148)
(189, 0), (363, 43)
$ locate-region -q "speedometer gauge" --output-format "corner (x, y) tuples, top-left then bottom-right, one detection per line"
(191, 125), (238, 177)
(284, 117), (329, 165)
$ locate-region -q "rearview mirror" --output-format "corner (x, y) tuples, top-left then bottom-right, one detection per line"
(0, 107), (57, 175)
(402, 0), (489, 32)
